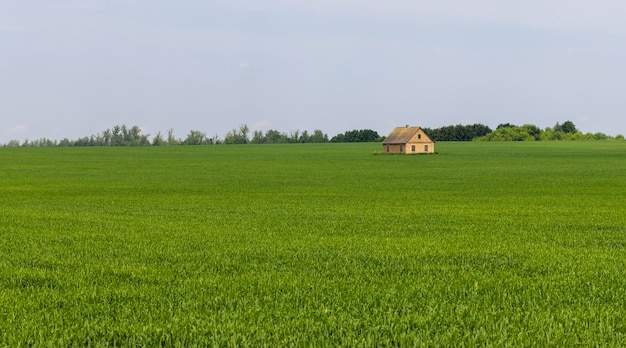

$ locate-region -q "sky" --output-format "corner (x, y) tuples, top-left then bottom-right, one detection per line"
(2, 1), (626, 143)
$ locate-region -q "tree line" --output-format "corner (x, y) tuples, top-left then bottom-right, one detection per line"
(422, 124), (493, 141)
(2, 125), (383, 147)
(3, 121), (623, 147)
(474, 121), (624, 141)
(423, 121), (624, 142)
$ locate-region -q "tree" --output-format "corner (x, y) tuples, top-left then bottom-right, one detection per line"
(167, 129), (180, 145)
(152, 132), (166, 146)
(310, 129), (329, 143)
(289, 130), (301, 143)
(248, 128), (327, 144)
(299, 130), (310, 143)
(593, 132), (607, 140)
(224, 124), (249, 144)
(184, 130), (207, 145)
(3, 140), (20, 148)
(265, 129), (287, 143)
(497, 123), (517, 129)
(102, 129), (112, 145)
(562, 121), (577, 133)
(554, 121), (577, 134)
(522, 124), (542, 140)
(251, 130), (265, 144)
(127, 125), (149, 146)
(331, 129), (381, 142)
(111, 125), (124, 146)
(424, 124), (492, 141)
(239, 124), (249, 142)
(475, 124), (538, 141)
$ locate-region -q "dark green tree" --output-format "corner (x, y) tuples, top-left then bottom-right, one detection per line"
(554, 121), (577, 134)
(497, 123), (517, 129)
(424, 124), (492, 141)
(331, 129), (381, 142)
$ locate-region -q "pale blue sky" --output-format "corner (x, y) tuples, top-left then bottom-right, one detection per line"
(2, 1), (625, 142)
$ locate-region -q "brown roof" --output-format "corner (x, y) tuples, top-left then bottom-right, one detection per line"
(382, 126), (431, 144)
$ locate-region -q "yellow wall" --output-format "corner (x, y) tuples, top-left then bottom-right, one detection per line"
(382, 142), (434, 154)
(406, 142), (434, 154)
(383, 144), (403, 153)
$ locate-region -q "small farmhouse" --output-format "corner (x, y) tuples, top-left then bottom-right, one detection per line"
(382, 126), (435, 154)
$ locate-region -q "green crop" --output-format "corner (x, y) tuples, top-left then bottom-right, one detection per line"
(1, 141), (625, 346)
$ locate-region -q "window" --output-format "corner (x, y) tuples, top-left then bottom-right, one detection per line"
(411, 145), (416, 152)
(424, 145), (429, 152)
(418, 134), (421, 139)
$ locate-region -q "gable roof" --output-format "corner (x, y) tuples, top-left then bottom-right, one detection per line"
(382, 126), (432, 144)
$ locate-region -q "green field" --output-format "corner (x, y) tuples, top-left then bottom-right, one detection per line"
(1, 141), (626, 346)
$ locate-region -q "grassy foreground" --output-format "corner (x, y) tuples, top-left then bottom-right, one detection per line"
(1, 141), (625, 346)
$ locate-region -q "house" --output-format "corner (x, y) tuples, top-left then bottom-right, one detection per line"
(382, 126), (435, 154)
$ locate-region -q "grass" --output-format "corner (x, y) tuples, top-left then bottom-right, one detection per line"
(1, 141), (625, 346)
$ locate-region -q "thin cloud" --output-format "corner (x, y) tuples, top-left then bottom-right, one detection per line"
(5, 124), (29, 136)
(252, 120), (270, 130)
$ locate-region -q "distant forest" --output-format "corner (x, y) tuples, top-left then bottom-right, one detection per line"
(427, 121), (624, 142)
(1, 125), (383, 147)
(2, 121), (623, 147)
